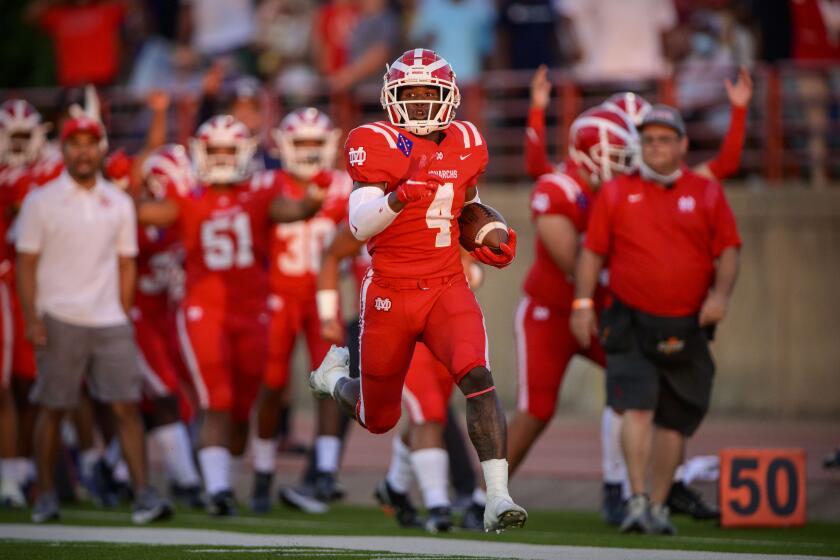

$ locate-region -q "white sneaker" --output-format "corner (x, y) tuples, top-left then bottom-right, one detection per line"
(1, 478), (26, 508)
(483, 494), (527, 533)
(309, 345), (350, 399)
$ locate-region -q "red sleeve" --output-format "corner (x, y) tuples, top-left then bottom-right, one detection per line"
(344, 127), (406, 188)
(707, 182), (742, 256)
(38, 7), (62, 33)
(529, 175), (579, 221)
(525, 107), (554, 179)
(706, 105), (747, 180)
(583, 181), (616, 256)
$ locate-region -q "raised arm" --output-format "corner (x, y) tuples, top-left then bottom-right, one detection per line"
(137, 198), (180, 228)
(525, 65), (555, 179)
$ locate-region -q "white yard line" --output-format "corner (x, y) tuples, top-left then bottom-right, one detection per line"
(0, 525), (835, 560)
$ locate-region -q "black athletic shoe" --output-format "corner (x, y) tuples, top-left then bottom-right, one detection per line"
(250, 472), (273, 514)
(170, 484), (206, 510)
(667, 481), (719, 520)
(373, 479), (422, 528)
(602, 482), (625, 526)
(459, 501), (485, 531)
(279, 486), (329, 514)
(313, 471), (340, 502)
(424, 506), (453, 534)
(207, 489), (236, 517)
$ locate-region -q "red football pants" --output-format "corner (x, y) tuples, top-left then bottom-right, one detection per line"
(401, 342), (454, 425)
(358, 271), (487, 434)
(513, 296), (606, 422)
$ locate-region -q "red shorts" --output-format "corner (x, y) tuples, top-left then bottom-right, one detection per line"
(1, 282), (36, 381)
(176, 301), (268, 423)
(357, 271), (487, 434)
(401, 342), (454, 425)
(514, 296), (606, 422)
(263, 293), (331, 390)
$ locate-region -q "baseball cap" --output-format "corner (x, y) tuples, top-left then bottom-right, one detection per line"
(639, 104), (686, 137)
(60, 116), (105, 143)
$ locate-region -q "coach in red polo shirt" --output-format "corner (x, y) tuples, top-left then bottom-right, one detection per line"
(571, 105), (741, 536)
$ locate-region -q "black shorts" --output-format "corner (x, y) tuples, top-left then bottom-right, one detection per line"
(601, 301), (715, 436)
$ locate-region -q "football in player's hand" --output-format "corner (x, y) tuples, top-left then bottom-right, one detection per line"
(458, 202), (509, 254)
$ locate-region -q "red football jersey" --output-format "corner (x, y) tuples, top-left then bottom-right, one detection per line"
(344, 120), (489, 279)
(523, 161), (597, 310)
(0, 165), (31, 279)
(135, 225), (180, 319)
(173, 175), (279, 312)
(27, 145), (64, 192)
(269, 169), (351, 299)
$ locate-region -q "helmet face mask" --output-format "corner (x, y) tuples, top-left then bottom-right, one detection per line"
(381, 49), (461, 136)
(190, 115), (256, 185)
(0, 100), (47, 167)
(272, 108), (339, 180)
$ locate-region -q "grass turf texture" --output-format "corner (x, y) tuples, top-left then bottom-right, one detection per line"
(1, 504), (838, 557)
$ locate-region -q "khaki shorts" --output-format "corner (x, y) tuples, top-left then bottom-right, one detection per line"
(31, 314), (141, 408)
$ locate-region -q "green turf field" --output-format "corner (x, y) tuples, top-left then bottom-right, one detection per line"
(1, 503), (838, 558)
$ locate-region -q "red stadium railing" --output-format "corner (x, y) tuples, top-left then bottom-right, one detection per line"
(2, 62), (839, 185)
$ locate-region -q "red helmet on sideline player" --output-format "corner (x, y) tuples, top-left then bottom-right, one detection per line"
(0, 99), (48, 167)
(142, 143), (196, 199)
(603, 92), (652, 127)
(381, 48), (461, 136)
(272, 107), (340, 180)
(569, 105), (638, 185)
(190, 115), (256, 184)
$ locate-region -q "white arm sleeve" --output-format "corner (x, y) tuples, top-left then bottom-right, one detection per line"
(348, 186), (399, 241)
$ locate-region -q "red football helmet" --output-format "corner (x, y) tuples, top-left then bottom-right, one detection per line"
(190, 115), (256, 184)
(272, 107), (339, 180)
(0, 99), (47, 167)
(381, 48), (461, 136)
(603, 92), (651, 127)
(104, 148), (133, 190)
(142, 143), (195, 199)
(569, 105), (638, 185)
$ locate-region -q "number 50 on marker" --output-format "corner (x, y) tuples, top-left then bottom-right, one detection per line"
(719, 448), (807, 528)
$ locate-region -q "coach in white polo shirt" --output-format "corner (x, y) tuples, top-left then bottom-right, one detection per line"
(16, 116), (171, 525)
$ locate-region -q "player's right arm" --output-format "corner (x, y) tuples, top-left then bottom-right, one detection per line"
(525, 65), (555, 179)
(317, 223), (365, 344)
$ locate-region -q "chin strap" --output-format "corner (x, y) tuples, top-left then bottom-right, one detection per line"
(640, 161), (682, 186)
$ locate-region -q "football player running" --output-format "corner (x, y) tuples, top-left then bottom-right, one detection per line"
(251, 108), (352, 513)
(138, 115), (326, 516)
(309, 49), (526, 533)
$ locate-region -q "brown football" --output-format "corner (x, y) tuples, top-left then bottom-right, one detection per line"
(458, 202), (509, 253)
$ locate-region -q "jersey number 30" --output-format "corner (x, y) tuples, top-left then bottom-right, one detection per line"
(425, 182), (454, 248)
(201, 213), (254, 270)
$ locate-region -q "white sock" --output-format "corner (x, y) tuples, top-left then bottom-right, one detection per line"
(251, 437), (276, 475)
(411, 448), (450, 509)
(80, 448), (100, 481)
(0, 459), (13, 483)
(472, 487), (486, 506)
(104, 439), (122, 469)
(199, 446), (231, 495)
(114, 460), (130, 484)
(385, 436), (413, 494)
(315, 435), (341, 473)
(601, 407), (627, 484)
(7, 458), (28, 485)
(151, 423), (200, 487)
(481, 458), (511, 500)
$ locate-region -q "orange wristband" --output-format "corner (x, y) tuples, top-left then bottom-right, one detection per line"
(572, 298), (594, 310)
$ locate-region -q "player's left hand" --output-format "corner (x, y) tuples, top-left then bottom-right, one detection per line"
(470, 228), (517, 269)
(699, 291), (728, 326)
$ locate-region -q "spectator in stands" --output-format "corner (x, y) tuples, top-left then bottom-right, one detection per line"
(26, 0), (127, 87)
(180, 0), (257, 74)
(789, 0), (840, 187)
(254, 0), (315, 79)
(571, 105), (741, 535)
(496, 0), (561, 70)
(16, 116), (172, 524)
(559, 0), (679, 88)
(312, 0), (360, 77)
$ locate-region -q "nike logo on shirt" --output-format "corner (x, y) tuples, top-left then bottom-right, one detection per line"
(459, 154), (472, 161)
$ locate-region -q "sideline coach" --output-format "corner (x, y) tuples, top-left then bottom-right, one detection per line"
(570, 105), (741, 535)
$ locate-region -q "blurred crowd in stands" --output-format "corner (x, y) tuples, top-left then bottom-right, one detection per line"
(1, 0), (839, 184)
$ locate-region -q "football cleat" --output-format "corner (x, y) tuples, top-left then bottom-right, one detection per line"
(31, 492), (60, 523)
(620, 494), (652, 534)
(207, 489), (236, 517)
(602, 482), (626, 525)
(424, 506), (453, 534)
(280, 486), (329, 514)
(373, 479), (423, 528)
(309, 345), (350, 399)
(459, 501), (485, 531)
(1, 478), (26, 509)
(483, 494), (527, 533)
(648, 503), (677, 535)
(667, 481), (719, 520)
(131, 487), (174, 525)
(250, 472), (273, 514)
